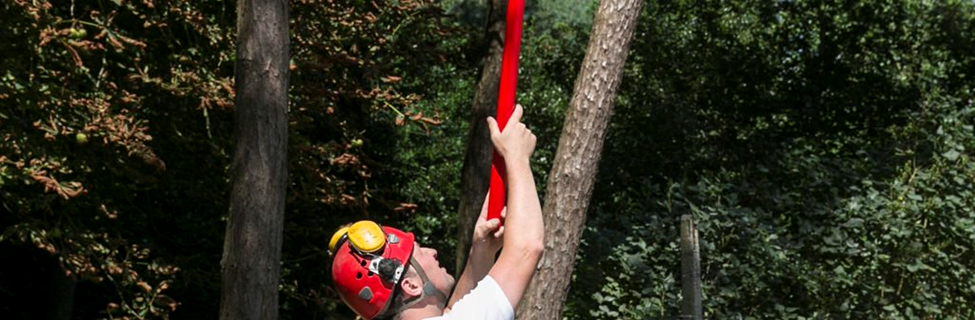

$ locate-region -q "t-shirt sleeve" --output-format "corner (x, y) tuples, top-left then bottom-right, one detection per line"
(431, 275), (514, 320)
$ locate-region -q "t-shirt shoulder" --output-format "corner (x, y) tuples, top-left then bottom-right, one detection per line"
(425, 275), (514, 320)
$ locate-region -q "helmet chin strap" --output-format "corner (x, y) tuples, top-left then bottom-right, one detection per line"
(390, 257), (448, 315)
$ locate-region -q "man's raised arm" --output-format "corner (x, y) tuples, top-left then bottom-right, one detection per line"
(485, 104), (544, 307)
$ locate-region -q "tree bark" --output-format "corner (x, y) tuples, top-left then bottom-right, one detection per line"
(516, 0), (644, 318)
(219, 0), (289, 319)
(680, 215), (703, 320)
(456, 0), (508, 274)
(49, 261), (76, 320)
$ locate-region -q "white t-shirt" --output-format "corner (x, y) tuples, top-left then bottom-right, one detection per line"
(425, 276), (514, 320)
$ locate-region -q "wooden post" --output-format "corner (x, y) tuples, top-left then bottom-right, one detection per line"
(680, 214), (703, 320)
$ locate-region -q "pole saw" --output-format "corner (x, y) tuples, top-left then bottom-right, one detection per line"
(487, 0), (525, 225)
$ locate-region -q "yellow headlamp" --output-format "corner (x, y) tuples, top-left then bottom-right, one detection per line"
(328, 220), (387, 255)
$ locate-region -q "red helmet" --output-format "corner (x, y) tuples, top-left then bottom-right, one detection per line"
(330, 221), (415, 319)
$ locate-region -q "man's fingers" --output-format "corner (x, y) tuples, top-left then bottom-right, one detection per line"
(478, 192), (491, 219)
(509, 104), (524, 125)
(486, 116), (500, 138)
(494, 226), (505, 238)
(475, 220), (494, 239)
(481, 219), (500, 234)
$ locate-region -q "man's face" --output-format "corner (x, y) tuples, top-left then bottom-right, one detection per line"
(412, 242), (455, 295)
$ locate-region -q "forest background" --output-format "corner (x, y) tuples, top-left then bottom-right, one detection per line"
(1, 0), (974, 319)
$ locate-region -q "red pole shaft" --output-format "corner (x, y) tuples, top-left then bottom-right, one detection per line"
(487, 0), (525, 224)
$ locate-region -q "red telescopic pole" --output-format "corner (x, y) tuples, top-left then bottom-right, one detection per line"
(487, 0), (525, 225)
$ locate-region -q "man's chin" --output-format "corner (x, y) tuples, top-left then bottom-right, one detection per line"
(443, 268), (455, 282)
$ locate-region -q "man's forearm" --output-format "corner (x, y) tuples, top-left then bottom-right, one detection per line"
(446, 249), (494, 309)
(502, 159), (544, 252)
(486, 156), (544, 306)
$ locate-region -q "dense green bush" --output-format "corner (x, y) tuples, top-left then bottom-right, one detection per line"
(573, 0), (975, 318)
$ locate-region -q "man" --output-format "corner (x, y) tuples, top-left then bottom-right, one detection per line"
(329, 104), (543, 319)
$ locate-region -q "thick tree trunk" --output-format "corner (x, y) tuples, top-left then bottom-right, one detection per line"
(456, 0), (507, 273)
(218, 0), (289, 319)
(516, 0), (644, 318)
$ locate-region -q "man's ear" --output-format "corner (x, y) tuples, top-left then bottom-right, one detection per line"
(399, 274), (423, 298)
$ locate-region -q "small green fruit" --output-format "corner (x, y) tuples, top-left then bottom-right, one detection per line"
(68, 28), (86, 39)
(351, 139), (363, 147)
(76, 133), (88, 144)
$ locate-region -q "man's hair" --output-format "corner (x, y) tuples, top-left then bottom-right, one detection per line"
(379, 266), (418, 320)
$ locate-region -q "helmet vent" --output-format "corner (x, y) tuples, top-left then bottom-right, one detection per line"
(358, 287), (373, 301)
(356, 272), (363, 279)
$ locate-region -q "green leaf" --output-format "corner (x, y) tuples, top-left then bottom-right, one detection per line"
(943, 149), (961, 161)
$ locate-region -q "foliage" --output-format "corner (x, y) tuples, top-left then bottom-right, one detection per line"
(1, 0), (236, 318)
(0, 0), (463, 319)
(574, 0), (975, 318)
(3, 0), (974, 319)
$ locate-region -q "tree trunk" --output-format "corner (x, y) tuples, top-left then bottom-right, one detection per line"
(49, 261), (76, 320)
(456, 0), (508, 274)
(680, 215), (703, 320)
(219, 0), (289, 319)
(516, 0), (643, 318)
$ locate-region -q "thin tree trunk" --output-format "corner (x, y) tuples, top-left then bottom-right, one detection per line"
(680, 215), (703, 320)
(516, 0), (644, 318)
(219, 0), (289, 319)
(456, 0), (507, 273)
(49, 262), (76, 320)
